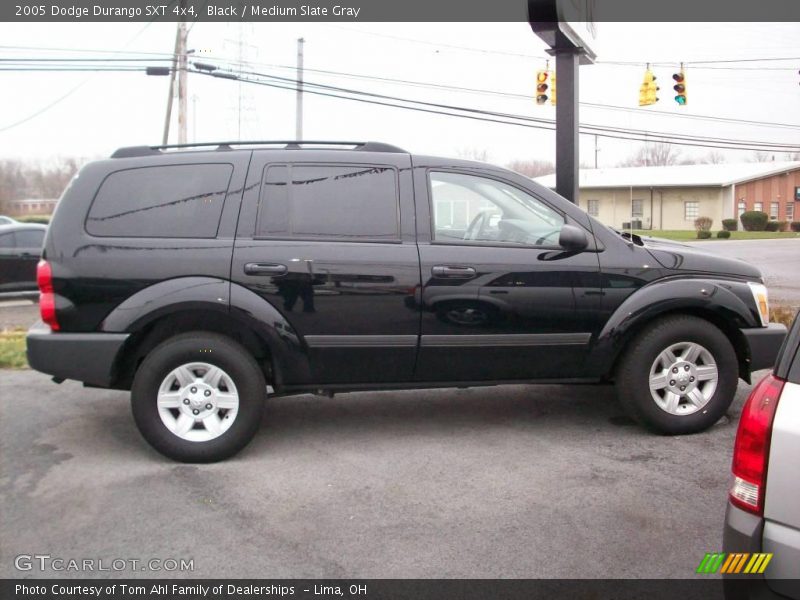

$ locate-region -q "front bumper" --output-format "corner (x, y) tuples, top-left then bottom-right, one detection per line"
(742, 324), (788, 372)
(26, 320), (129, 387)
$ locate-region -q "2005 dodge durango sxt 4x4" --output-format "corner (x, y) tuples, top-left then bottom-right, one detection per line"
(26, 141), (787, 462)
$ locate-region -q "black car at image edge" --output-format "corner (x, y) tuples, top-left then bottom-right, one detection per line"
(0, 222), (47, 293)
(25, 141), (787, 462)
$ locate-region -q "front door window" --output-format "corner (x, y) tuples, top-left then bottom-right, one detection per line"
(429, 171), (565, 247)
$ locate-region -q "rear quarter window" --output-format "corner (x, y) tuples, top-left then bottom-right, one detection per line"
(86, 163), (233, 238)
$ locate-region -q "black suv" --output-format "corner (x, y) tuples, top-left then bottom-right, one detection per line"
(26, 141), (786, 462)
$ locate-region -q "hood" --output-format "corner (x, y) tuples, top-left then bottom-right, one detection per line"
(641, 236), (762, 280)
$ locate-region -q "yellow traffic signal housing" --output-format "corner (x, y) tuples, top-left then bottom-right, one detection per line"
(550, 71), (557, 106)
(639, 69), (659, 106)
(673, 70), (687, 105)
(536, 70), (549, 105)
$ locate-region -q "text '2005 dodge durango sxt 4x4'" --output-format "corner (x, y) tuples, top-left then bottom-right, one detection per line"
(26, 141), (786, 462)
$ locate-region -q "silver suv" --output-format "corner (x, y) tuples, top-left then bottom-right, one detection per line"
(724, 311), (800, 599)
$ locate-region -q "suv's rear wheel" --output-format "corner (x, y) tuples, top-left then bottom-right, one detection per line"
(131, 332), (266, 462)
(616, 315), (738, 435)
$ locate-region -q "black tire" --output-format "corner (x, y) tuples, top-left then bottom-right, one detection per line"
(131, 332), (266, 462)
(616, 315), (738, 435)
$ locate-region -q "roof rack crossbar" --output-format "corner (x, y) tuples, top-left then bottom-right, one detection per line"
(111, 141), (407, 158)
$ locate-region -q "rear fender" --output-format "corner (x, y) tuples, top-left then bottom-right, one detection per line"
(100, 276), (230, 332)
(101, 277), (311, 388)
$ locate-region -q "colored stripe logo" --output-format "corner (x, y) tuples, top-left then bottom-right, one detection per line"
(696, 553), (773, 574)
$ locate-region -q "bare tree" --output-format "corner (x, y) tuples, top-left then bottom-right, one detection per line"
(505, 159), (555, 178)
(750, 151), (774, 163)
(0, 158), (81, 214)
(702, 151), (727, 164)
(456, 147), (491, 162)
(618, 142), (681, 167)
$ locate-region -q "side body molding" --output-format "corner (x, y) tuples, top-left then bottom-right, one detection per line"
(588, 277), (761, 377)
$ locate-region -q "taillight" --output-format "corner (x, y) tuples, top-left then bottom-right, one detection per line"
(730, 373), (784, 515)
(36, 260), (60, 331)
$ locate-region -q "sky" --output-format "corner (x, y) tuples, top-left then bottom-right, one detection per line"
(0, 21), (798, 167)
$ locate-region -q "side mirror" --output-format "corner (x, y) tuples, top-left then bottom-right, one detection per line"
(558, 224), (589, 251)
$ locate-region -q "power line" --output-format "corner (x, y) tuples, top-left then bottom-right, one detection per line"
(5, 57), (793, 150)
(2, 55), (796, 151)
(9, 55), (796, 131)
(216, 60), (800, 130)
(0, 4), (175, 133)
(229, 67), (799, 149)
(193, 67), (799, 153)
(321, 25), (800, 70)
(323, 25), (547, 59)
(5, 55), (799, 139)
(0, 57), (173, 62)
(0, 44), (176, 57)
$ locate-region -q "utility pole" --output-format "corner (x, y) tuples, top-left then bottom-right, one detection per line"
(177, 0), (188, 145)
(594, 135), (599, 169)
(192, 94), (198, 142)
(162, 26), (181, 144)
(296, 37), (304, 140)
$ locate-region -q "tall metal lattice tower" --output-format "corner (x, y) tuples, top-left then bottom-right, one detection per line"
(223, 23), (261, 139)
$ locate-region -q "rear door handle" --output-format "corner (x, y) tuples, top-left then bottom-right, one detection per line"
(432, 265), (477, 279)
(244, 263), (288, 276)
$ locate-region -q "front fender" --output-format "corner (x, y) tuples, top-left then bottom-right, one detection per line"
(590, 277), (760, 377)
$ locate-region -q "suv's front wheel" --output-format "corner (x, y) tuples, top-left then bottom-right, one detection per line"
(616, 315), (739, 435)
(131, 332), (266, 462)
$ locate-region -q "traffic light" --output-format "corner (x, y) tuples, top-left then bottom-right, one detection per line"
(536, 70), (549, 105)
(639, 68), (659, 106)
(550, 70), (557, 106)
(673, 69), (687, 105)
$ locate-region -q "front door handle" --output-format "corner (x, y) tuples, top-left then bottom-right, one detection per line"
(244, 263), (288, 276)
(432, 265), (477, 279)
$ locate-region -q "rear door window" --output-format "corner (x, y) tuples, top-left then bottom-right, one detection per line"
(86, 164), (233, 238)
(255, 164), (399, 241)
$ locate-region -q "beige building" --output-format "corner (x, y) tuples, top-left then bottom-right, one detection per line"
(534, 162), (800, 231)
(6, 198), (58, 216)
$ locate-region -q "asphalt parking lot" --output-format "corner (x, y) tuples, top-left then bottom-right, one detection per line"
(0, 369), (758, 579)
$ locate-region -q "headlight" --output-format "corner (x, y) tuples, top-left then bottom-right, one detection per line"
(747, 282), (770, 326)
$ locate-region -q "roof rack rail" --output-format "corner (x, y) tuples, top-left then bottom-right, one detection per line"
(111, 140), (407, 158)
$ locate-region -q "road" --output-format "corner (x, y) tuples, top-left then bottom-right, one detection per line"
(686, 238), (800, 305)
(0, 369), (758, 579)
